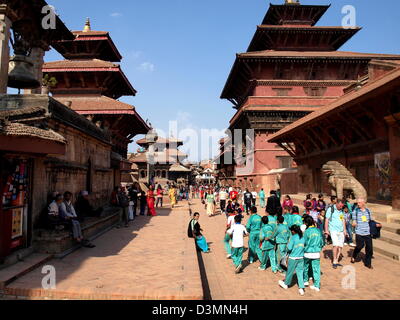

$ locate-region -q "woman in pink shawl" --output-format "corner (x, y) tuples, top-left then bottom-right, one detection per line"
(282, 195), (294, 212)
(147, 185), (157, 216)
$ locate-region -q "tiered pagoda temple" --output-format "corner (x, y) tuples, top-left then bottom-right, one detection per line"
(129, 137), (190, 186)
(42, 19), (150, 183)
(220, 0), (400, 191)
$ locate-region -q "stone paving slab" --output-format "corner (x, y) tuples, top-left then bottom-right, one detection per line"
(192, 200), (400, 300)
(3, 200), (203, 300)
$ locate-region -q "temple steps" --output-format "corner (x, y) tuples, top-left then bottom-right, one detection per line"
(0, 253), (52, 290)
(373, 240), (400, 262)
(379, 230), (400, 247)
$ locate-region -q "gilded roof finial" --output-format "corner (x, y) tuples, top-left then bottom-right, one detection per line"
(83, 18), (91, 32)
(285, 0), (300, 4)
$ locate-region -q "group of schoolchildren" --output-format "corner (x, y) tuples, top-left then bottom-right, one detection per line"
(224, 204), (325, 296)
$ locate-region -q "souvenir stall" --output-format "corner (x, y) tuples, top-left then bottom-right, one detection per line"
(0, 157), (32, 260)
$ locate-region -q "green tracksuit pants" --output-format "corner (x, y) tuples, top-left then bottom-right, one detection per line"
(276, 243), (287, 272)
(260, 249), (277, 272)
(231, 247), (244, 268)
(224, 233), (232, 256)
(284, 258), (305, 289)
(248, 232), (260, 263)
(304, 258), (321, 289)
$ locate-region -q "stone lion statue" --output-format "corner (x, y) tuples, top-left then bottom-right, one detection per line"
(322, 161), (367, 200)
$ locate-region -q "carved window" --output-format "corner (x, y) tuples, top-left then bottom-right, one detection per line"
(272, 88), (292, 96)
(277, 156), (292, 169)
(303, 87), (327, 97)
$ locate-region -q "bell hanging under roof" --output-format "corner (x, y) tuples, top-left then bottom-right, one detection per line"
(8, 54), (40, 90)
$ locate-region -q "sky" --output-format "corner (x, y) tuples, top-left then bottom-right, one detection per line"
(44, 0), (400, 162)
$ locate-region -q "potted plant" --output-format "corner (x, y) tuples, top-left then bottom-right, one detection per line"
(41, 74), (57, 95)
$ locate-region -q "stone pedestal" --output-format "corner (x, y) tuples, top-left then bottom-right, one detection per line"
(385, 113), (400, 210)
(0, 5), (12, 94)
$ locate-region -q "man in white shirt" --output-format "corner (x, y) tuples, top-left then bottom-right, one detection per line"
(251, 191), (258, 207)
(48, 194), (64, 231)
(219, 188), (228, 214)
(227, 215), (248, 273)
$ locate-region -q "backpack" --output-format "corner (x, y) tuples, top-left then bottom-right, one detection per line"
(187, 220), (194, 238)
(118, 193), (129, 208)
(354, 208), (381, 239)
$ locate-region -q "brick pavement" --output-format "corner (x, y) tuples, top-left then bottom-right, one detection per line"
(2, 199), (203, 300)
(192, 199), (400, 300)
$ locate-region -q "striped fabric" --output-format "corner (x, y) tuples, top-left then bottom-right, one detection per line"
(351, 208), (371, 236)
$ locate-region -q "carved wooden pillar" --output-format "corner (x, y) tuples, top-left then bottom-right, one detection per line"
(0, 5), (13, 94)
(385, 113), (400, 210)
(24, 47), (45, 94)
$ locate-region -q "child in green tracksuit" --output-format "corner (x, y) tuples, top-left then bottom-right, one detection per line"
(303, 215), (325, 292)
(227, 215), (248, 274)
(259, 216), (277, 273)
(279, 225), (306, 296)
(282, 206), (291, 227)
(288, 206), (303, 229)
(275, 215), (290, 273)
(246, 206), (262, 264)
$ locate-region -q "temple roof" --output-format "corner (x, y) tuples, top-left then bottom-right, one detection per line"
(262, 3), (331, 26)
(136, 137), (184, 147)
(238, 50), (400, 59)
(268, 66), (400, 142)
(0, 0), (74, 50)
(221, 51), (400, 100)
(54, 96), (150, 137)
(43, 59), (137, 99)
(247, 26), (361, 52)
(52, 30), (123, 62)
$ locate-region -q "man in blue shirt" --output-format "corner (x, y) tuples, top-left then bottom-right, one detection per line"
(351, 199), (380, 269)
(324, 200), (347, 269)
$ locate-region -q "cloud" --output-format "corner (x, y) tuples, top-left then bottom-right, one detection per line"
(110, 12), (122, 18)
(127, 50), (142, 60)
(138, 62), (155, 72)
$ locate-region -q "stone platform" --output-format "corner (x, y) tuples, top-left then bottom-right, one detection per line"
(1, 200), (203, 300)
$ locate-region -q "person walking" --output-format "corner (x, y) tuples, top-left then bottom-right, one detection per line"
(227, 215), (248, 274)
(147, 185), (157, 216)
(279, 225), (306, 296)
(288, 206), (303, 229)
(351, 199), (381, 269)
(224, 210), (237, 259)
(206, 189), (216, 217)
(275, 215), (289, 274)
(169, 185), (177, 208)
(156, 185), (164, 208)
(251, 190), (257, 207)
(219, 188), (228, 214)
(343, 205), (356, 247)
(303, 216), (324, 292)
(243, 189), (253, 215)
(259, 188), (266, 209)
(246, 206), (262, 264)
(266, 190), (282, 217)
(325, 200), (347, 269)
(259, 216), (277, 273)
(117, 187), (130, 228)
(128, 185), (139, 220)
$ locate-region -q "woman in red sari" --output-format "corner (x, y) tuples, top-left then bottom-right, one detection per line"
(147, 185), (157, 216)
